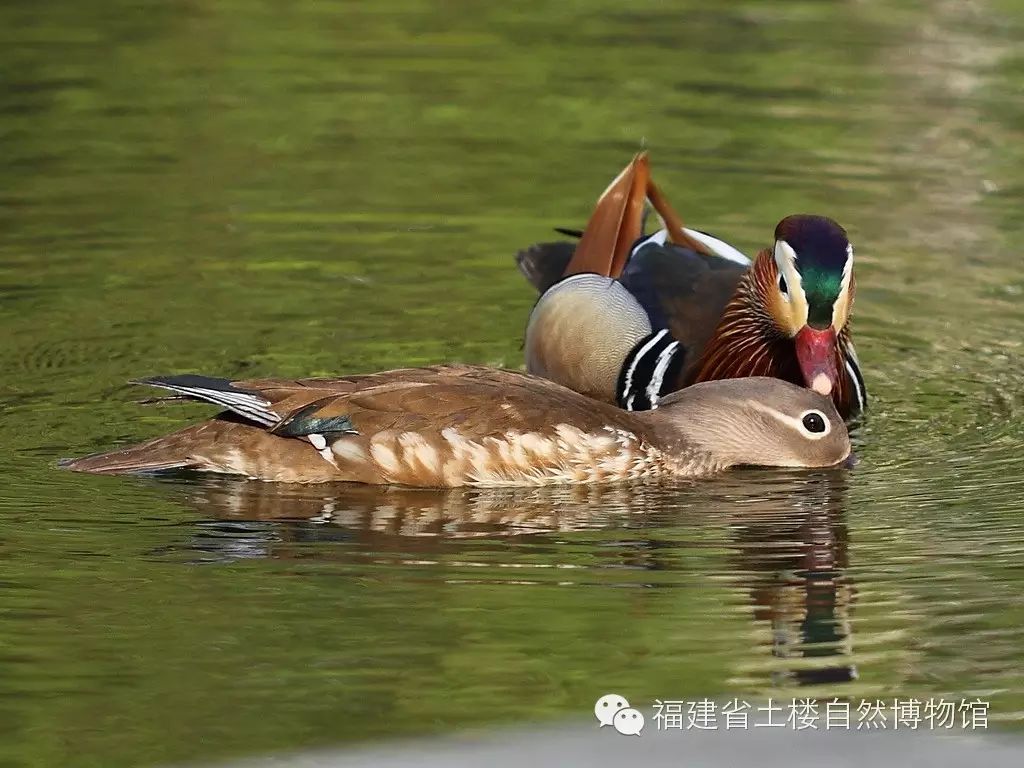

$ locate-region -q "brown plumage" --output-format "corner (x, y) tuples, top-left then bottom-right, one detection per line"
(517, 152), (867, 419)
(64, 366), (850, 487)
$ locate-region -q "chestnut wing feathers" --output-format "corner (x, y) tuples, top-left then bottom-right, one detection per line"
(255, 366), (636, 441)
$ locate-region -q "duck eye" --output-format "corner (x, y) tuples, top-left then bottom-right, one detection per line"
(802, 411), (827, 434)
(778, 273), (789, 299)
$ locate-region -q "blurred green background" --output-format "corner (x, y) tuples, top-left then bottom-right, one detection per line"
(2, 0), (1024, 765)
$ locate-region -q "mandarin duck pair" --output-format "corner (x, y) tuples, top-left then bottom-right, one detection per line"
(67, 153), (864, 487)
(521, 152), (865, 418)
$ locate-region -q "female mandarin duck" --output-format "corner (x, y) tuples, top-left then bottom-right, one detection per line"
(64, 366), (849, 486)
(519, 152), (867, 419)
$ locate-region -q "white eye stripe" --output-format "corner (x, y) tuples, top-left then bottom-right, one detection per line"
(747, 402), (832, 440)
(774, 241), (802, 292)
(773, 240), (809, 327)
(842, 244), (854, 287)
(778, 273), (790, 301)
(832, 242), (856, 330)
(775, 239), (797, 267)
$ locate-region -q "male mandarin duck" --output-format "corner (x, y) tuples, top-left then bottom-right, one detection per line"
(64, 366), (849, 486)
(518, 152), (867, 419)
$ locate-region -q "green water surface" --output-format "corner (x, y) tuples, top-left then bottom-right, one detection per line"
(3, 0), (1024, 765)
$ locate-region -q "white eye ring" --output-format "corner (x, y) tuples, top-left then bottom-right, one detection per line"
(799, 410), (830, 438)
(778, 273), (790, 302)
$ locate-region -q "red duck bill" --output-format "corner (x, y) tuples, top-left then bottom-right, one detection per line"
(795, 326), (839, 396)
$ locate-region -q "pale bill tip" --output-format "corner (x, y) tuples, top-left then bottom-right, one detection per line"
(811, 373), (833, 396)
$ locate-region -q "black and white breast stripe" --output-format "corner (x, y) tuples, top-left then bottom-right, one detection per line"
(615, 329), (687, 411)
(844, 350), (867, 413)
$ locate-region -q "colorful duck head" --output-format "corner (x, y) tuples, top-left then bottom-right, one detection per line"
(757, 214), (855, 398)
(692, 214), (862, 412)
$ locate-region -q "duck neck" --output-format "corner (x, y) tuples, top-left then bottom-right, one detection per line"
(685, 268), (796, 386)
(628, 408), (733, 475)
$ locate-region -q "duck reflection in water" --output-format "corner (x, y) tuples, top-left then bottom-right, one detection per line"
(716, 469), (856, 686)
(152, 467), (856, 688)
